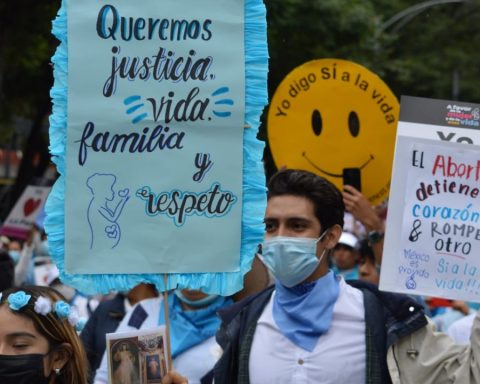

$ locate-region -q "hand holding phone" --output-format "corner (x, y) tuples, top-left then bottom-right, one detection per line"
(343, 168), (361, 192)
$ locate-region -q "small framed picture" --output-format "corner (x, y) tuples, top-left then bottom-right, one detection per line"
(106, 327), (169, 384)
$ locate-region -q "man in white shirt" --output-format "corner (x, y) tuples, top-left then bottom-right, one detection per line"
(213, 169), (480, 384)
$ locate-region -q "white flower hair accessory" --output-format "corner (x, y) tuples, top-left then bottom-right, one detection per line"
(67, 307), (80, 327)
(34, 296), (52, 316)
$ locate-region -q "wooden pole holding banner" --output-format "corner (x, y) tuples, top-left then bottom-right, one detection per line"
(163, 274), (173, 373)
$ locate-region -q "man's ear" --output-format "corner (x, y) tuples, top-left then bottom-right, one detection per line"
(323, 225), (343, 250)
(49, 343), (73, 372)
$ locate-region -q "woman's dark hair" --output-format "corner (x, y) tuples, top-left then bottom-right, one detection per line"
(267, 169), (345, 230)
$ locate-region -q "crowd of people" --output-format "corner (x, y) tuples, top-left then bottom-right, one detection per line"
(1, 169), (480, 383)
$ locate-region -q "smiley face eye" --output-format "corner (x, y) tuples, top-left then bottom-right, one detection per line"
(312, 109), (322, 136)
(348, 111), (360, 137)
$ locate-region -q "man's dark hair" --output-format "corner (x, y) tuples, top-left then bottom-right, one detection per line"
(267, 169), (345, 231)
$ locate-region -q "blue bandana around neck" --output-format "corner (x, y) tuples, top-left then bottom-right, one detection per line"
(273, 270), (340, 351)
(159, 293), (232, 358)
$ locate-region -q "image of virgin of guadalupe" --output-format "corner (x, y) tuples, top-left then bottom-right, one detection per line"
(111, 340), (140, 384)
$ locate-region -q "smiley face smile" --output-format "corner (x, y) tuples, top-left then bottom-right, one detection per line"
(302, 152), (375, 178)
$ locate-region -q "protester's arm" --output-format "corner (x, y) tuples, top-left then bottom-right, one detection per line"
(342, 185), (385, 264)
(387, 314), (480, 384)
(14, 232), (35, 286)
(451, 300), (471, 316)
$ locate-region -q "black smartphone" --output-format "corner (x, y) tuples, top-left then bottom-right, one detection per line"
(343, 168), (361, 192)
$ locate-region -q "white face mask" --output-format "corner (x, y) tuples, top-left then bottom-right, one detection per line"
(259, 230), (328, 287)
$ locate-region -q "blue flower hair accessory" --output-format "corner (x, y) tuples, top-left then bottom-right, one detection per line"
(8, 291), (32, 311)
(4, 292), (86, 332)
(54, 300), (71, 319)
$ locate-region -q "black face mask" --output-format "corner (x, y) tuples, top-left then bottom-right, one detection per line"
(0, 353), (50, 384)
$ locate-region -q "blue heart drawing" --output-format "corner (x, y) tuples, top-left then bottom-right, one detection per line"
(118, 188), (129, 197)
(105, 225), (118, 238)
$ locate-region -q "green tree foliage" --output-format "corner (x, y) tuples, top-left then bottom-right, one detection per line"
(266, 0), (480, 102)
(0, 0), (60, 218)
(0, 1), (59, 127)
(380, 0), (480, 102)
(266, 0), (385, 96)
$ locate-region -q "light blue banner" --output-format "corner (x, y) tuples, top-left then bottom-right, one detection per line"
(47, 0), (268, 295)
(66, 0), (244, 274)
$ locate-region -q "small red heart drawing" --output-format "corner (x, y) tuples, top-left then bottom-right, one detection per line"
(24, 198), (41, 217)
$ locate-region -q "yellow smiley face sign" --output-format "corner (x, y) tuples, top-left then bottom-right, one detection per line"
(268, 59), (399, 205)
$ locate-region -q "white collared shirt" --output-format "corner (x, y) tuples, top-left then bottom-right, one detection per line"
(249, 278), (366, 384)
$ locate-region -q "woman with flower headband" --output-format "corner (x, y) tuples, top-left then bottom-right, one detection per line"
(0, 286), (89, 384)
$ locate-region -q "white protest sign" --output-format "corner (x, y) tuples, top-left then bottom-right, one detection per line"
(380, 96), (480, 301)
(1, 185), (51, 239)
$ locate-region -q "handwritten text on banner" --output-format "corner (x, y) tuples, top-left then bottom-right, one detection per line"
(66, 0), (245, 274)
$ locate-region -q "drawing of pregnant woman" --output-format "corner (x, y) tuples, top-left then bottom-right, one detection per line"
(86, 173), (130, 250)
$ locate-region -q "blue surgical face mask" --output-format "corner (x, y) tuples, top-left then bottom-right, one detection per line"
(260, 230), (329, 288)
(173, 290), (219, 308)
(8, 250), (20, 265)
